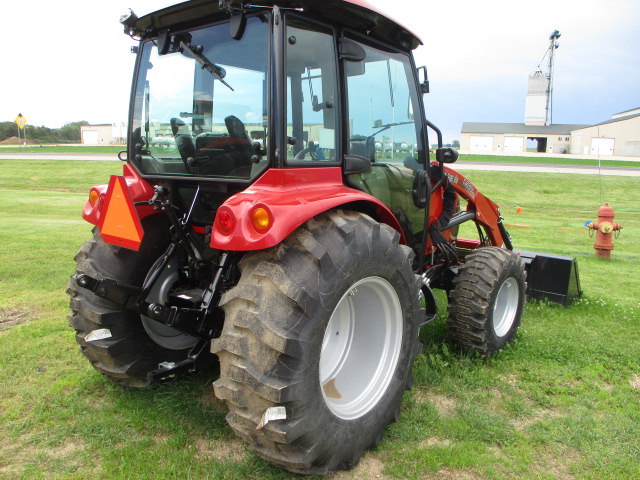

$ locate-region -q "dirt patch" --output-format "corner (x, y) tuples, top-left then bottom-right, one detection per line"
(332, 454), (389, 480)
(0, 308), (35, 331)
(418, 437), (452, 449)
(416, 391), (457, 416)
(194, 436), (248, 463)
(630, 374), (640, 390)
(0, 436), (87, 476)
(0, 136), (41, 146)
(510, 407), (562, 431)
(532, 448), (582, 480)
(426, 468), (482, 480)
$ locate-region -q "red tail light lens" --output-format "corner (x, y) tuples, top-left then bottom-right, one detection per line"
(216, 209), (235, 234)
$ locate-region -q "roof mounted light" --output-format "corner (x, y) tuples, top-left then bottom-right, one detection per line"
(219, 0), (244, 13)
(120, 9), (142, 39)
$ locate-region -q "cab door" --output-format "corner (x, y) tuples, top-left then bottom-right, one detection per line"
(343, 37), (427, 254)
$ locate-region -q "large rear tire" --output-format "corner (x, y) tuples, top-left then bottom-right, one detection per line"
(67, 216), (201, 387)
(446, 247), (525, 356)
(212, 210), (421, 474)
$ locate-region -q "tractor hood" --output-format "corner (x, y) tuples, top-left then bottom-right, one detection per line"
(127, 0), (422, 51)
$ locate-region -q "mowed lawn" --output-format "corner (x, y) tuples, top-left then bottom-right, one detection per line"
(0, 159), (638, 480)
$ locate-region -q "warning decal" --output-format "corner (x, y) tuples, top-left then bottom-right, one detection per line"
(98, 175), (145, 250)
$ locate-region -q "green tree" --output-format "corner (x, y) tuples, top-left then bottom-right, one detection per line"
(59, 121), (89, 142)
(0, 120), (89, 144)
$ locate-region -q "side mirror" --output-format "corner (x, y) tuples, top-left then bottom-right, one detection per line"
(436, 147), (458, 164)
(339, 38), (366, 62)
(344, 155), (372, 175)
(412, 169), (431, 209)
(417, 66), (429, 94)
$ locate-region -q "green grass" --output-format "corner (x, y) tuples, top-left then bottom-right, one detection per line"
(0, 160), (638, 479)
(0, 145), (123, 154)
(458, 153), (640, 168)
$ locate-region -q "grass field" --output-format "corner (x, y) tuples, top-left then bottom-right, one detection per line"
(0, 145), (124, 154)
(0, 159), (638, 479)
(457, 154), (640, 169)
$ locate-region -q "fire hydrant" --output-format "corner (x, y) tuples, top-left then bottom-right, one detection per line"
(587, 203), (622, 259)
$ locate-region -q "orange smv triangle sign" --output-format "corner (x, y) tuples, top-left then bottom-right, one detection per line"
(98, 175), (145, 250)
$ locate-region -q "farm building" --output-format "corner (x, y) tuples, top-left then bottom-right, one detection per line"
(460, 109), (640, 157)
(80, 123), (127, 145)
(460, 122), (588, 154)
(569, 108), (640, 156)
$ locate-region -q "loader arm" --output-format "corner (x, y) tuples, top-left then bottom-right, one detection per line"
(443, 166), (509, 248)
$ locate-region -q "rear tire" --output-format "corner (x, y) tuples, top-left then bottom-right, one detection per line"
(67, 216), (201, 387)
(212, 210), (421, 474)
(446, 247), (525, 356)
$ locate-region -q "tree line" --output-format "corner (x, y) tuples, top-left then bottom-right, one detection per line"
(0, 121), (89, 144)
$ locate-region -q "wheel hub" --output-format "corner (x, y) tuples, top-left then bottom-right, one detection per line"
(492, 277), (519, 338)
(319, 276), (403, 420)
(141, 265), (199, 350)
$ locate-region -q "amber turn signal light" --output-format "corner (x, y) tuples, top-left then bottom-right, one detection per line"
(89, 189), (100, 206)
(251, 206), (271, 231)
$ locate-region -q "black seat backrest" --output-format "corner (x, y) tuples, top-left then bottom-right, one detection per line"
(170, 118), (196, 160)
(350, 135), (375, 161)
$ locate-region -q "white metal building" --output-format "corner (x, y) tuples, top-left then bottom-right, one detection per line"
(461, 122), (588, 154)
(569, 109), (640, 157)
(81, 123), (127, 145)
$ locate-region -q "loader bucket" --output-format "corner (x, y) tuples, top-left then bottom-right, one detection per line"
(513, 250), (582, 306)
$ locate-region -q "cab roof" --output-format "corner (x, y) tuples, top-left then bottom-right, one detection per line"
(133, 0), (422, 51)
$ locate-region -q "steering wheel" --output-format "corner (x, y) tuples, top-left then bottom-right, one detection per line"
(293, 141), (319, 161)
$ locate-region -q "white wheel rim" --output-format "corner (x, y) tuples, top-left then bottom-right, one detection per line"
(141, 266), (199, 350)
(319, 277), (403, 420)
(492, 277), (519, 338)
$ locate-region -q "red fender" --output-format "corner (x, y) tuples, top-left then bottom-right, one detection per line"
(82, 164), (156, 226)
(210, 167), (404, 251)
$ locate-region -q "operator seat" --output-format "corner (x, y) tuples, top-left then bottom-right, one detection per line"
(224, 115), (249, 141)
(223, 115), (253, 171)
(170, 117), (196, 168)
(350, 135), (375, 161)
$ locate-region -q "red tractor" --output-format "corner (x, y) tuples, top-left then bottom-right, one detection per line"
(68, 0), (579, 474)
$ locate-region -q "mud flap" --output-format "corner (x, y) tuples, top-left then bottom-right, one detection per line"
(513, 250), (582, 306)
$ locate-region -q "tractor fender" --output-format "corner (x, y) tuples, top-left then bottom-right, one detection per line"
(210, 167), (404, 251)
(82, 163), (156, 226)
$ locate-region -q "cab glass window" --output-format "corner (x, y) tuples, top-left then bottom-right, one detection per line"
(130, 16), (269, 179)
(345, 41), (426, 252)
(285, 18), (338, 163)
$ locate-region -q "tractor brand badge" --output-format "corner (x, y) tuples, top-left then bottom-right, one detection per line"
(463, 179), (476, 197)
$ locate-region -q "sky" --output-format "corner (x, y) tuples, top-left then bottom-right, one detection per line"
(2, 0), (639, 143)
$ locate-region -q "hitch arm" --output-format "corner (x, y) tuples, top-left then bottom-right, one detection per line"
(75, 273), (218, 340)
(75, 253), (230, 341)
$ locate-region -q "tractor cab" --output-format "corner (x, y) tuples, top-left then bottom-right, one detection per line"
(119, 0), (437, 257)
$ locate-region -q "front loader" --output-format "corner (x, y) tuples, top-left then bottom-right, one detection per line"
(68, 0), (580, 474)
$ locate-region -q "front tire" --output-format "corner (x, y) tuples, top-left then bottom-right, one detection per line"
(446, 247), (525, 356)
(212, 210), (421, 474)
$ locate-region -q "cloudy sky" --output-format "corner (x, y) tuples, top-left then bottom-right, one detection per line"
(2, 0), (638, 143)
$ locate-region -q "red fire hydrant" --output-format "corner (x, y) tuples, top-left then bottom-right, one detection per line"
(587, 203), (622, 259)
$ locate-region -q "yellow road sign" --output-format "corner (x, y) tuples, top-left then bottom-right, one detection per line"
(14, 114), (27, 129)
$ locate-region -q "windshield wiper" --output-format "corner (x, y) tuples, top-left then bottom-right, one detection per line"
(372, 121), (414, 137)
(179, 41), (234, 91)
